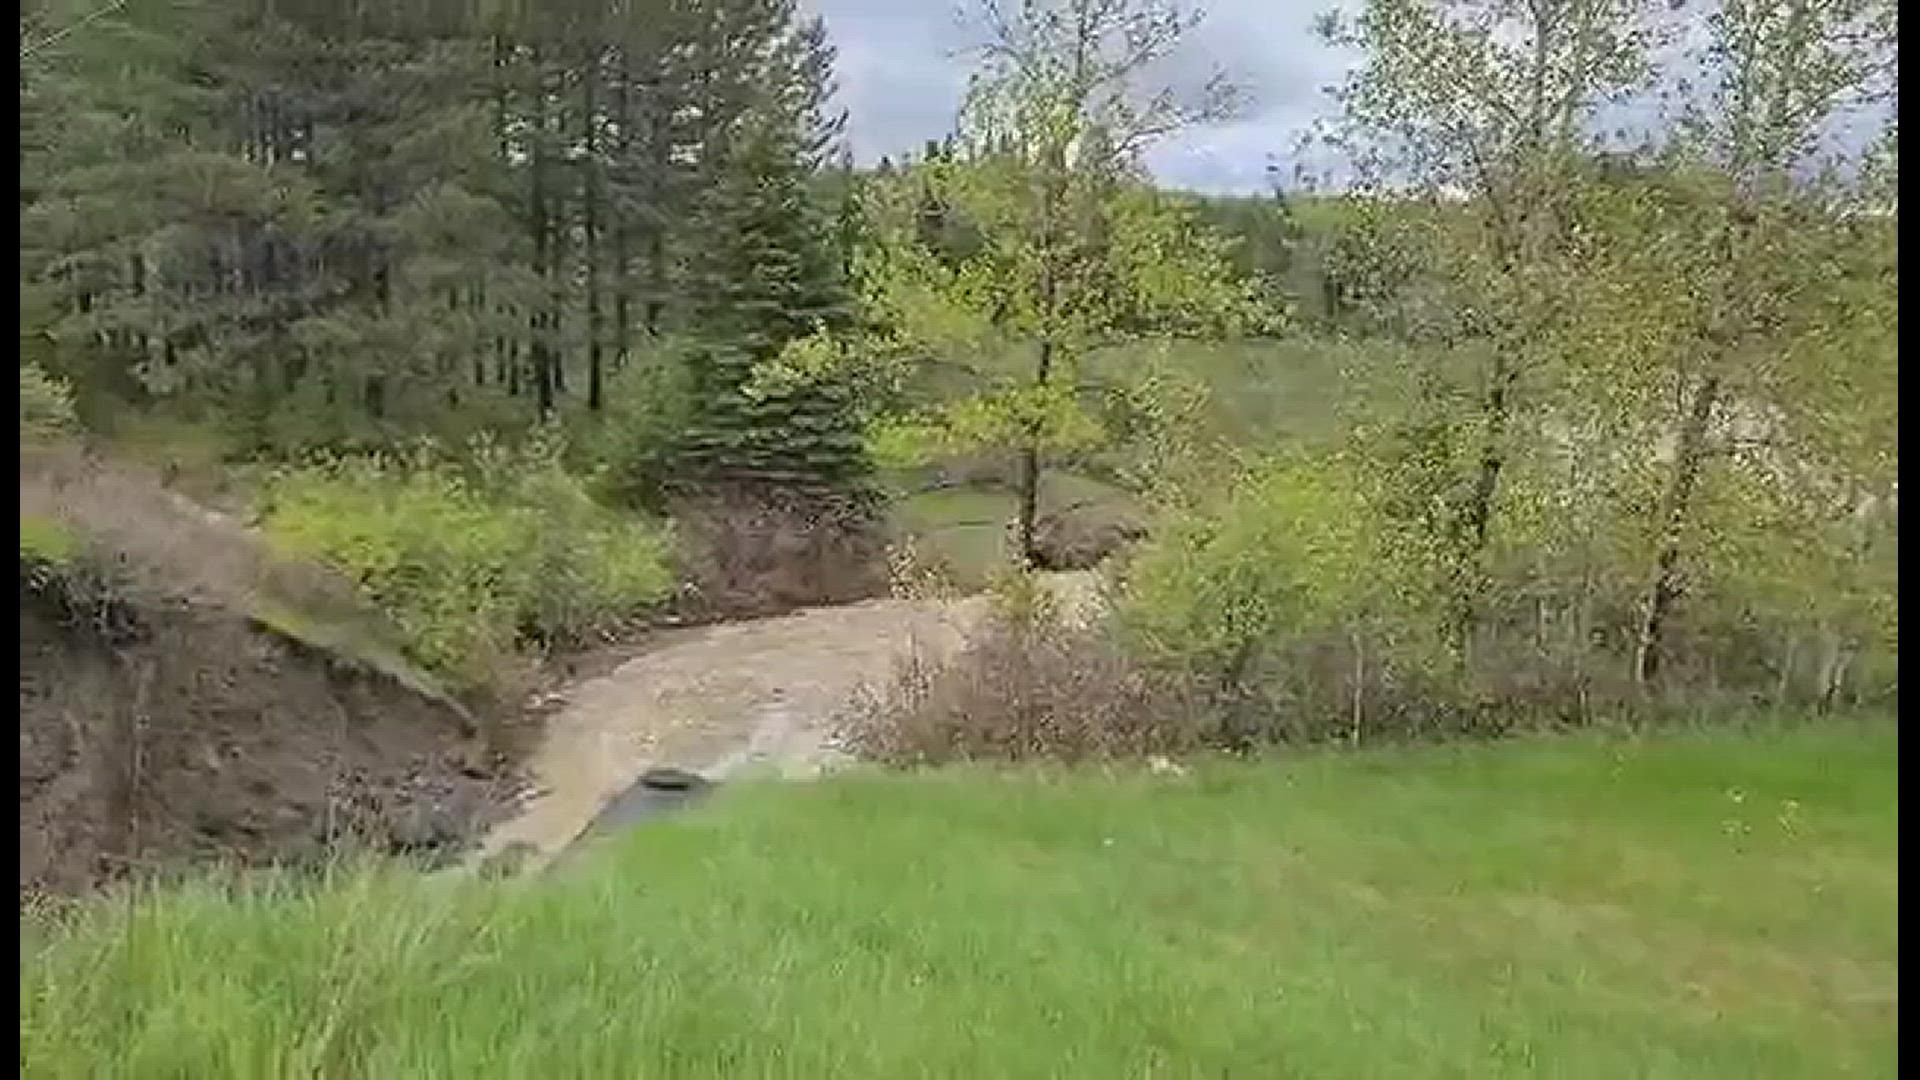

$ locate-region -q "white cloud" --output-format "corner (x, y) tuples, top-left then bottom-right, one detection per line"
(806, 2), (1889, 191)
(805, 0), (1356, 192)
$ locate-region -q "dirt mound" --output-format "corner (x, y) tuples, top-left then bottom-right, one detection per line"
(670, 486), (890, 619)
(1031, 500), (1150, 571)
(19, 446), (518, 896)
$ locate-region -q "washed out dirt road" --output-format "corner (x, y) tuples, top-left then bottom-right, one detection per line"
(468, 573), (1101, 873)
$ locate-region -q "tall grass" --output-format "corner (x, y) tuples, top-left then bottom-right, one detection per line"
(22, 718), (1896, 1078)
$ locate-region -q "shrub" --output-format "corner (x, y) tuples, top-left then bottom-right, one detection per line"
(846, 451), (1482, 765)
(1117, 434), (1898, 745)
(1118, 451), (1456, 739)
(20, 364), (78, 442)
(840, 566), (1201, 764)
(261, 435), (674, 688)
(574, 343), (697, 511)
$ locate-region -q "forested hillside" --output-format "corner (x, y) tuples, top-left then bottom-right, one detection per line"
(22, 0), (861, 470)
(18, 0), (1900, 1072)
(19, 0), (1898, 858)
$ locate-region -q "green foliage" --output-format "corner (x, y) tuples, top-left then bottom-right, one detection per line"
(19, 0), (861, 496)
(1251, 0), (1902, 714)
(867, 381), (1110, 468)
(842, 0), (1265, 560)
(20, 365), (79, 442)
(1122, 451), (1446, 695)
(680, 340), (871, 495)
(19, 515), (80, 568)
(1682, 454), (1898, 702)
(851, 152), (1261, 550)
(1086, 342), (1227, 501)
(576, 342), (698, 509)
(654, 7), (870, 495)
(858, 158), (1262, 363)
(260, 436), (674, 687)
(1179, 188), (1300, 306)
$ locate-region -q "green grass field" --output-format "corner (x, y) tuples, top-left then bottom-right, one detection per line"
(21, 718), (1896, 1078)
(889, 337), (1359, 585)
(1086, 337), (1358, 449)
(892, 470), (1141, 587)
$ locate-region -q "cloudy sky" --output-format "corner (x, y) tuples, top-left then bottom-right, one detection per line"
(803, 0), (1360, 194)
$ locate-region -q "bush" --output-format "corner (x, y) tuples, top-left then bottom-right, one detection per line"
(260, 434), (674, 688)
(863, 438), (1895, 764)
(840, 566), (1202, 763)
(20, 364), (78, 442)
(846, 450), (1489, 765)
(1116, 435), (1898, 746)
(1116, 451), (1460, 743)
(574, 343), (697, 511)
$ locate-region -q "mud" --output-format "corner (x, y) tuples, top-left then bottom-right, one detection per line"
(19, 595), (520, 895)
(471, 572), (1104, 875)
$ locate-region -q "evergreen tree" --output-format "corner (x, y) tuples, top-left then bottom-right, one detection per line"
(674, 1), (869, 495)
(19, 0), (864, 469)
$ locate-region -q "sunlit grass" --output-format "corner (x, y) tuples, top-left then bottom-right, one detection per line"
(21, 717), (1896, 1078)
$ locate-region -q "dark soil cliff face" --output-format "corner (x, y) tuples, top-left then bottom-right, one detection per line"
(19, 587), (517, 896)
(18, 446), (522, 898)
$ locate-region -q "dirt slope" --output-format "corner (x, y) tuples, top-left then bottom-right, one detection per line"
(20, 447), (515, 896)
(19, 435), (1105, 892)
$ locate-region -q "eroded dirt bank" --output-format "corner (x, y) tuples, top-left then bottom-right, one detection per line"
(19, 450), (517, 896)
(19, 587), (516, 895)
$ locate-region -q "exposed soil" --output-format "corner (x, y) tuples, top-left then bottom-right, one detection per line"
(19, 447), (519, 897)
(19, 589), (517, 896)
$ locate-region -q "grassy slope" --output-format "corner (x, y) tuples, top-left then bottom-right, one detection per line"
(1087, 338), (1356, 450)
(893, 337), (1352, 585)
(20, 718), (1896, 1078)
(894, 471), (1138, 587)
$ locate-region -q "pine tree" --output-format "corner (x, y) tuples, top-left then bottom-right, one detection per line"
(19, 0), (867, 474)
(678, 113), (866, 493)
(673, 0), (869, 496)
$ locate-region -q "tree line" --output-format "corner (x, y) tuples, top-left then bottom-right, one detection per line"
(22, 0), (865, 491)
(21, 0), (1899, 725)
